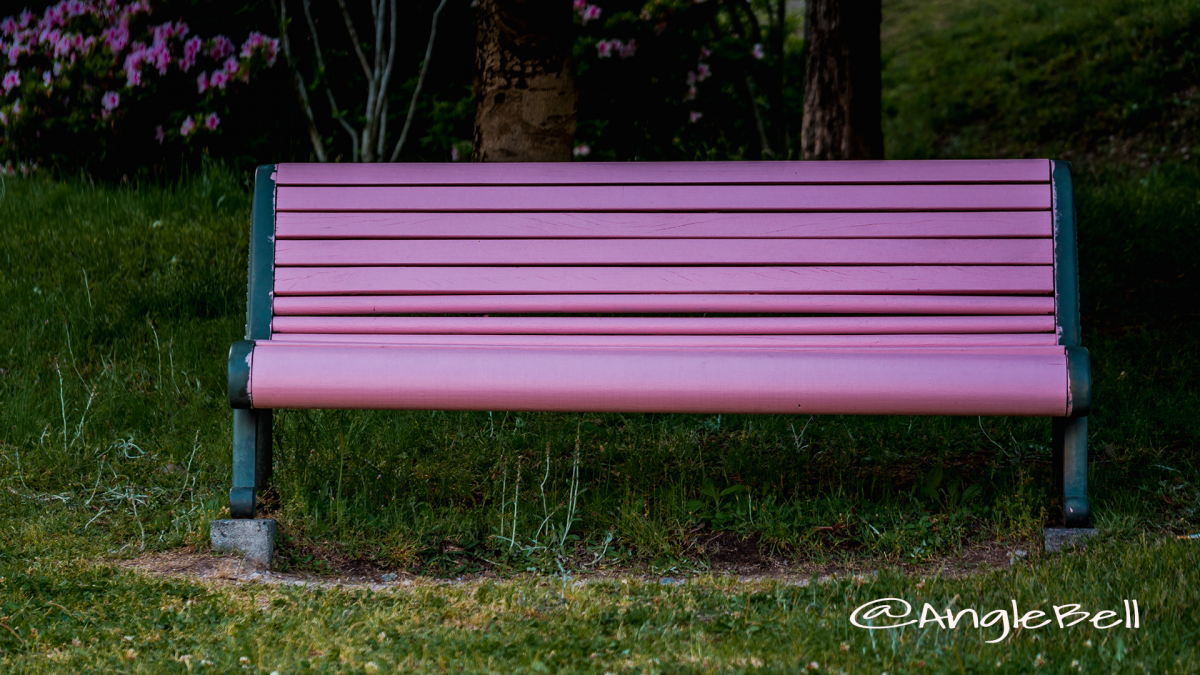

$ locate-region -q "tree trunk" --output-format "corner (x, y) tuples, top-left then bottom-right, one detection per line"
(801, 0), (884, 160)
(472, 0), (578, 162)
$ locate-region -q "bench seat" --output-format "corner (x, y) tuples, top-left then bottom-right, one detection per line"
(227, 159), (1091, 527)
(243, 342), (1071, 415)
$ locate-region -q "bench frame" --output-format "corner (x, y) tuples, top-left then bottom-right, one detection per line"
(227, 162), (1092, 527)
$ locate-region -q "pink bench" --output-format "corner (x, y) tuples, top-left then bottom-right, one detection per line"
(227, 160), (1091, 527)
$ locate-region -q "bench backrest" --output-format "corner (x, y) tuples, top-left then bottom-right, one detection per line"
(243, 160), (1080, 352)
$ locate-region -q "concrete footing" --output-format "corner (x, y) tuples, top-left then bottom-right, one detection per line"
(1044, 527), (1098, 553)
(211, 519), (277, 570)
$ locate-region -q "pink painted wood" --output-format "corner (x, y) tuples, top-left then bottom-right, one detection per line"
(268, 333), (1061, 347)
(248, 343), (1068, 415)
(271, 315), (1056, 335)
(274, 160), (1050, 186)
(276, 184), (1051, 213)
(274, 238), (1053, 267)
(273, 265), (1054, 296)
(272, 294), (1056, 316)
(275, 211), (1053, 240)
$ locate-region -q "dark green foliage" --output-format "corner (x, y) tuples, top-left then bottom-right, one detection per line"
(573, 0), (804, 160)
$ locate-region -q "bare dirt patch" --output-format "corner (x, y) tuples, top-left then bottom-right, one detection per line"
(117, 536), (1036, 591)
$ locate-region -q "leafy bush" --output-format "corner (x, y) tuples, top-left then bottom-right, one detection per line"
(572, 0), (804, 161)
(0, 0), (277, 174)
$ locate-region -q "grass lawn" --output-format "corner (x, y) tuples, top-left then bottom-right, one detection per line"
(2, 0), (1199, 671)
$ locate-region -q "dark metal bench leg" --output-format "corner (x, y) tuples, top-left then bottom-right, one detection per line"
(231, 409), (273, 519)
(1053, 416), (1090, 527)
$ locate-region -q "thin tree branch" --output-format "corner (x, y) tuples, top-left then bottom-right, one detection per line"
(373, 0), (385, 76)
(336, 0), (374, 79)
(303, 0), (359, 160)
(375, 0), (399, 158)
(334, 0), (375, 159)
(274, 0), (328, 161)
(391, 0), (449, 161)
(377, 97), (390, 158)
(372, 0), (396, 159)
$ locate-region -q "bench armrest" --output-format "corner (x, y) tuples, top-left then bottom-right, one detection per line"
(229, 340), (254, 409)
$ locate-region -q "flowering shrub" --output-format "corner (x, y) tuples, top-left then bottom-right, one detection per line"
(572, 0), (795, 161)
(0, 0), (276, 169)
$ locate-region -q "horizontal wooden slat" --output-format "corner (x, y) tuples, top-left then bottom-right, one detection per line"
(275, 212), (1053, 240)
(273, 266), (1054, 296)
(274, 238), (1052, 267)
(249, 344), (1067, 415)
(269, 333), (1063, 348)
(272, 315), (1055, 335)
(274, 160), (1050, 186)
(275, 184), (1051, 213)
(273, 294), (1056, 316)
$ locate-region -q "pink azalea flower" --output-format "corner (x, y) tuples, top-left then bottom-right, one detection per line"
(54, 33), (73, 58)
(179, 36), (201, 71)
(180, 116), (194, 136)
(20, 10), (34, 29)
(596, 39), (616, 58)
(699, 47), (711, 58)
(581, 5), (601, 23)
(104, 22), (128, 54)
(450, 146), (460, 161)
(689, 111), (702, 123)
(123, 45), (146, 86)
(42, 70), (50, 86)
(751, 43), (765, 60)
(1, 18), (17, 35)
(2, 69), (19, 93)
(265, 38), (279, 66)
(146, 42), (170, 74)
(572, 144), (590, 157)
(239, 31), (264, 58)
(53, 61), (61, 75)
(151, 22), (175, 46)
(205, 112), (219, 130)
(572, 0), (586, 10)
(696, 63), (710, 80)
(7, 44), (19, 65)
(223, 56), (238, 74)
(208, 35), (233, 60)
(155, 124), (165, 144)
(686, 70), (696, 85)
(684, 85), (696, 101)
(196, 71), (208, 93)
(618, 38), (636, 58)
(209, 69), (227, 89)
(101, 90), (119, 111)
